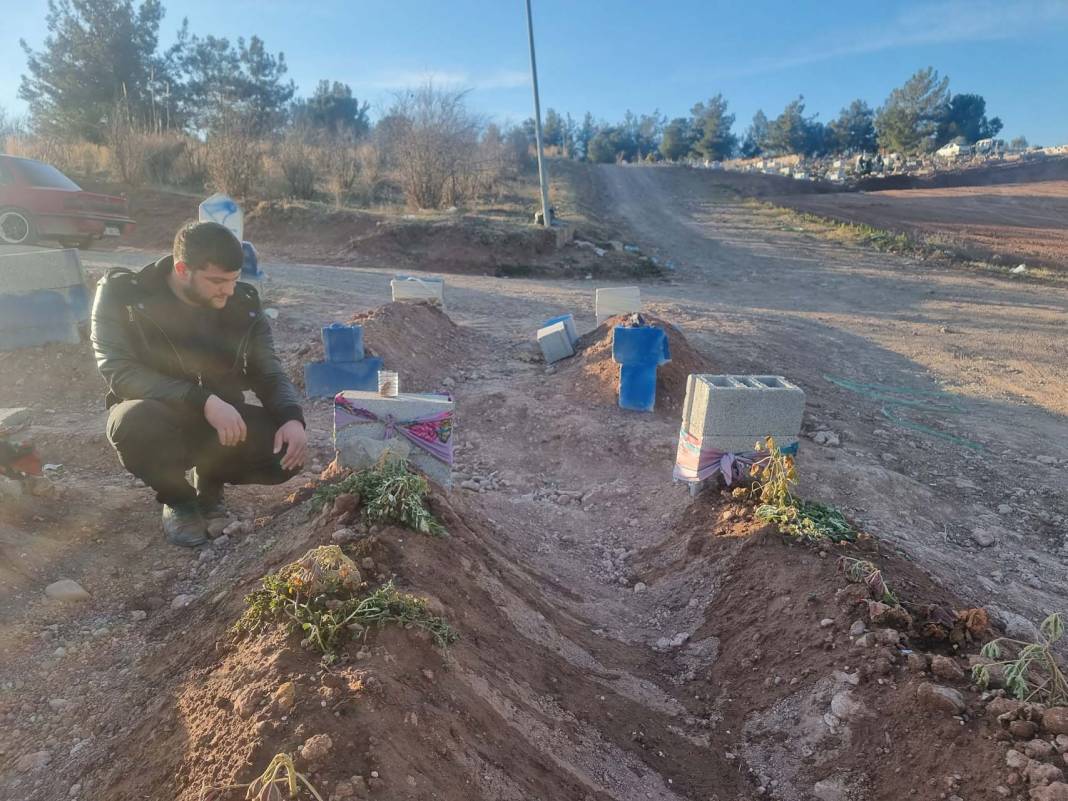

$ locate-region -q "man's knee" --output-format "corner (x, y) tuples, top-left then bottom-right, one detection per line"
(107, 400), (182, 450)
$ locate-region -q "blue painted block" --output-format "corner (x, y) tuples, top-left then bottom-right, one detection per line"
(322, 323), (365, 363)
(619, 364), (658, 412)
(544, 314), (577, 344)
(241, 241), (263, 278)
(304, 357), (383, 398)
(612, 325), (669, 367)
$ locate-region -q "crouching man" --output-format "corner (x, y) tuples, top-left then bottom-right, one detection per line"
(90, 221), (306, 546)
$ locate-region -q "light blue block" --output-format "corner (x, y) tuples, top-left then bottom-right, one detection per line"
(304, 357), (383, 398)
(0, 290), (81, 350)
(544, 314), (577, 344)
(612, 325), (669, 367)
(322, 323), (365, 363)
(619, 364), (658, 412)
(241, 241), (263, 278)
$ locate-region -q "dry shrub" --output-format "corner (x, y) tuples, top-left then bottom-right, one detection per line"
(107, 99), (147, 185)
(4, 134), (111, 180)
(205, 113), (264, 199)
(141, 132), (188, 186)
(318, 136), (383, 206)
(276, 131), (318, 199)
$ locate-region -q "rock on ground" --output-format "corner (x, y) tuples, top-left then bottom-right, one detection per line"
(917, 682), (966, 714)
(44, 579), (90, 602)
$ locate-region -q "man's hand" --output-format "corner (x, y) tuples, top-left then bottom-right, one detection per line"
(204, 394), (247, 446)
(273, 420), (307, 471)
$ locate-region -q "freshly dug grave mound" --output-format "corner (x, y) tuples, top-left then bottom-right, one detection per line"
(284, 302), (489, 393)
(557, 313), (713, 415)
(629, 488), (1025, 801)
(77, 488), (760, 801)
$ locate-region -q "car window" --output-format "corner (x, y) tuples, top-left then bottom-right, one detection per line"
(0, 161), (11, 185)
(15, 160), (82, 190)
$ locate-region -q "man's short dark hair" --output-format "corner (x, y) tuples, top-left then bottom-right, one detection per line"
(173, 221), (243, 272)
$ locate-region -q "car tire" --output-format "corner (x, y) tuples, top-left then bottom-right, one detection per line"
(0, 207), (37, 246)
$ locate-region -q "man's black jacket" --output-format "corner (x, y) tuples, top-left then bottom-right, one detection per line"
(90, 256), (304, 427)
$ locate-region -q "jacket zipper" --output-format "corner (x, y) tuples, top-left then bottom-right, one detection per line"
(128, 305), (201, 384)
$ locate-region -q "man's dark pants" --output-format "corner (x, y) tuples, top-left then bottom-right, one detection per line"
(106, 399), (298, 506)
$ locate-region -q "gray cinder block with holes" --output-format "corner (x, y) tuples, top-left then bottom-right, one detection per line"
(681, 374), (805, 440)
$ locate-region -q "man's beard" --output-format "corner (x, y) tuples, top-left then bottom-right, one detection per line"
(176, 281), (218, 309)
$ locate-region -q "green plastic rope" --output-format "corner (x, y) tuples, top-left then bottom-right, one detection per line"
(823, 375), (985, 452)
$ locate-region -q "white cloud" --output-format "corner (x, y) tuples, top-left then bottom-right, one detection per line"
(366, 68), (528, 92)
(718, 0), (1068, 78)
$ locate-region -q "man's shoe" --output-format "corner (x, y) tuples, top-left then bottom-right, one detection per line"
(192, 470), (227, 519)
(162, 502), (208, 547)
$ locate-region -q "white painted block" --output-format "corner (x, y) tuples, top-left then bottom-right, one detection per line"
(595, 286), (640, 324)
(391, 277), (445, 308)
(537, 321), (575, 363)
(0, 248), (85, 293)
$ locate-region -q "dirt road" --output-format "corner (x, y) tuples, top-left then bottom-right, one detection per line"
(2, 163), (1068, 800)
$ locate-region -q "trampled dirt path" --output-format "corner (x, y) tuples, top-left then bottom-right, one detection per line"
(1, 163), (1067, 800)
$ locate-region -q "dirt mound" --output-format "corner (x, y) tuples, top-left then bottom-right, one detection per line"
(631, 489), (1011, 801)
(557, 313), (713, 415)
(284, 302), (488, 394)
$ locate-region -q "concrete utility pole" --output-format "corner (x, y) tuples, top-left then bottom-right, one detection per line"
(525, 0), (552, 227)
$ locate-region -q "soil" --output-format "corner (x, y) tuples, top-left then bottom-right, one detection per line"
(557, 312), (714, 415)
(284, 301), (490, 394)
(3, 160), (1068, 801)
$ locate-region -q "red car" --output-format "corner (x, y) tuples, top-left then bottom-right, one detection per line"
(0, 154), (135, 248)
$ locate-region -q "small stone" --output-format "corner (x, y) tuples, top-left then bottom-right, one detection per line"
(15, 751), (52, 772)
(44, 579), (90, 602)
(917, 682), (966, 714)
(1030, 783), (1068, 801)
(234, 688), (260, 719)
(849, 620), (866, 637)
(331, 527), (358, 544)
(813, 430), (840, 447)
(854, 633), (876, 648)
(332, 493), (358, 515)
(1027, 739), (1057, 759)
(998, 504), (1012, 514)
(633, 582), (647, 594)
(212, 534), (230, 548)
(830, 691), (865, 721)
(207, 518), (230, 538)
(272, 681), (297, 712)
(1027, 761), (1064, 786)
(299, 733), (333, 763)
(361, 557), (375, 571)
(1045, 707), (1068, 735)
(874, 628), (900, 646)
(129, 610), (148, 622)
(1006, 749), (1030, 769)
(907, 652), (929, 672)
(171, 594), (195, 609)
(370, 771), (380, 779)
(222, 519), (251, 537)
(1011, 720), (1039, 740)
(989, 697), (1025, 718)
(68, 783), (81, 797)
(971, 528), (997, 548)
(1056, 734), (1068, 752)
(995, 786), (1010, 798)
(819, 618), (835, 628)
(931, 655), (965, 681)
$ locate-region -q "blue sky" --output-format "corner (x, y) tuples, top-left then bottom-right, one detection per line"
(3, 0), (1067, 144)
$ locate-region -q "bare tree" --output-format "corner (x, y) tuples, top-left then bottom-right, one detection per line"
(276, 128), (318, 199)
(387, 84), (482, 209)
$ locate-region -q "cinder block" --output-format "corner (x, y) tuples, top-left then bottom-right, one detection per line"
(391, 276), (445, 308)
(619, 364), (657, 412)
(595, 286), (640, 324)
(0, 408), (31, 433)
(537, 321), (574, 363)
(321, 323), (365, 363)
(334, 391), (454, 487)
(0, 291), (81, 350)
(0, 248), (86, 293)
(612, 325), (670, 367)
(544, 314), (577, 344)
(303, 357), (383, 398)
(682, 374), (805, 439)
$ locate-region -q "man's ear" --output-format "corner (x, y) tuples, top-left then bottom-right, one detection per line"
(174, 260), (190, 279)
